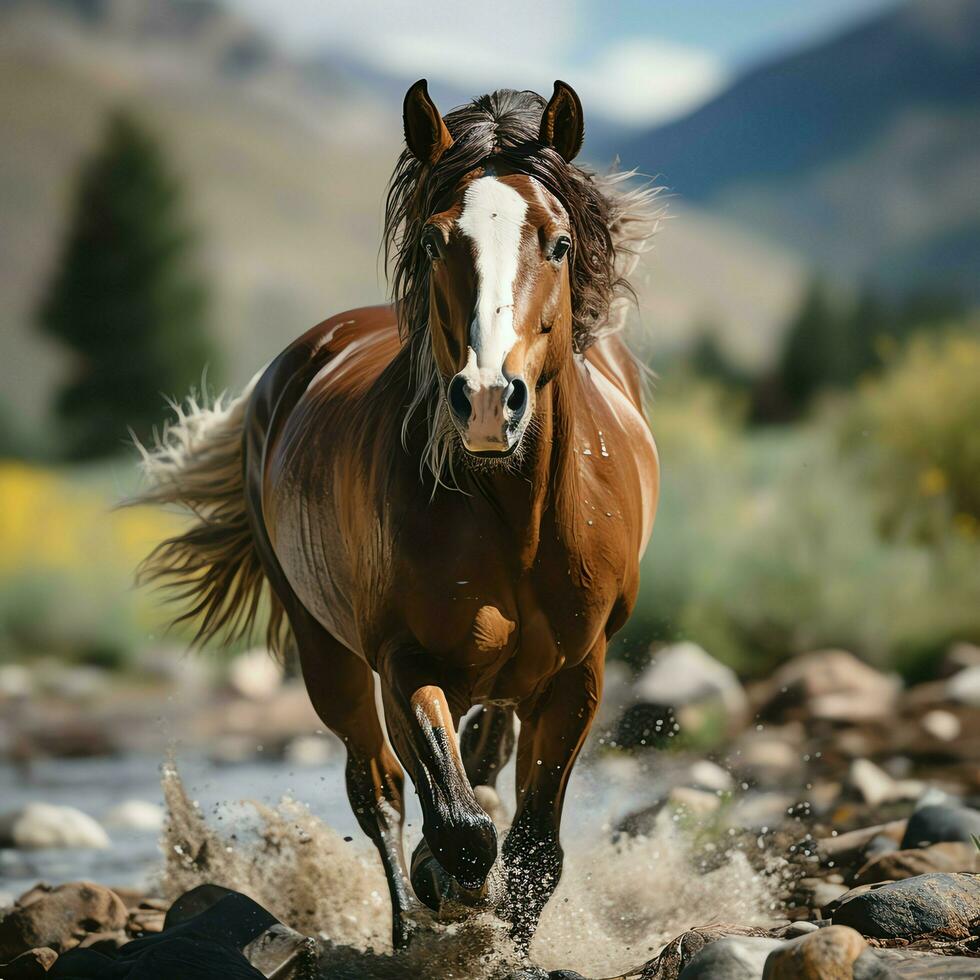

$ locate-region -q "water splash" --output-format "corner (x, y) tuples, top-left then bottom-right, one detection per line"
(159, 761), (782, 979)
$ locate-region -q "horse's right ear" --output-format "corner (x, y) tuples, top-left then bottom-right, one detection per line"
(403, 79), (453, 165)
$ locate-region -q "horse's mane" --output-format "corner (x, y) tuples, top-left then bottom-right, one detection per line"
(382, 87), (660, 483)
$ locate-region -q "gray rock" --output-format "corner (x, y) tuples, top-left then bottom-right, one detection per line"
(679, 936), (784, 979)
(900, 804), (980, 848)
(868, 947), (980, 977)
(852, 950), (897, 978)
(833, 873), (980, 940)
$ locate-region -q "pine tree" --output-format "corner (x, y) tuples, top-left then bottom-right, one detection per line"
(39, 110), (217, 459)
(776, 279), (838, 416)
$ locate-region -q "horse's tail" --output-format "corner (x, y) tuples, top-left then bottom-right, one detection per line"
(130, 374), (287, 655)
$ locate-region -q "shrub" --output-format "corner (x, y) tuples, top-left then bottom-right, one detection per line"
(839, 327), (980, 539)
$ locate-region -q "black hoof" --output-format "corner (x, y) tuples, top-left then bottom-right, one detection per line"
(410, 839), (504, 920)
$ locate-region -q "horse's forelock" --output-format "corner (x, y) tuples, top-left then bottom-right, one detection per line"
(384, 89), (622, 355)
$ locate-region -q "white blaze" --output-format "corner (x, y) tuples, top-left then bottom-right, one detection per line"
(456, 177), (528, 385)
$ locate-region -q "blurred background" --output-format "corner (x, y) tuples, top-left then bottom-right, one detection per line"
(0, 0), (979, 923)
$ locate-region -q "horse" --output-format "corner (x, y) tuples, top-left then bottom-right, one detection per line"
(136, 80), (660, 954)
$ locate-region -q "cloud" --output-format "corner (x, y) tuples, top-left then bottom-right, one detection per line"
(577, 38), (727, 126)
(230, 0), (725, 126)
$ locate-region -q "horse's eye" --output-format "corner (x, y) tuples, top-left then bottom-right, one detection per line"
(550, 235), (571, 262)
(422, 228), (443, 261)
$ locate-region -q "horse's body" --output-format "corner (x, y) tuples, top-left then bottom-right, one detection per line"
(139, 83), (659, 955)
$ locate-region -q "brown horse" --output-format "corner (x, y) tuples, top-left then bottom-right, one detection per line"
(136, 81), (660, 953)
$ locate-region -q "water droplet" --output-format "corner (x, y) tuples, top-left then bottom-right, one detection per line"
(587, 519), (594, 526)
(583, 448), (592, 456)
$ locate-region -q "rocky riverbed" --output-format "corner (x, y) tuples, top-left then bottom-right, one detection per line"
(2, 642), (980, 978)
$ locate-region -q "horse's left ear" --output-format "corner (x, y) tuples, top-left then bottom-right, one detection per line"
(403, 79), (454, 165)
(539, 80), (584, 162)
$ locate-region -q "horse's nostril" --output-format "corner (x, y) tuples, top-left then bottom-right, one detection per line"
(506, 378), (528, 419)
(447, 374), (471, 422)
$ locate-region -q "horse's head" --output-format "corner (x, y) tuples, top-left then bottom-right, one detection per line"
(403, 80), (585, 458)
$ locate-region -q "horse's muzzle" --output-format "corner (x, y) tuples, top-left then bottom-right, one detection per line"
(447, 373), (529, 455)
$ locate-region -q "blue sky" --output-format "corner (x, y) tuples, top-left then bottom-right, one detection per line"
(230, 0), (902, 125)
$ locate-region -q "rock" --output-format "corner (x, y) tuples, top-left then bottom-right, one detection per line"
(849, 759), (924, 807)
(685, 759), (734, 793)
(282, 734), (333, 768)
(851, 950), (896, 979)
(814, 820), (907, 866)
(854, 841), (979, 885)
(638, 925), (780, 980)
(943, 641), (980, 676)
(243, 923), (318, 979)
(734, 730), (804, 787)
(624, 642), (749, 745)
(51, 939), (267, 978)
(227, 648), (283, 701)
(793, 877), (849, 912)
(43, 666), (111, 701)
(871, 947), (980, 978)
(763, 925), (867, 979)
(919, 709), (961, 742)
(0, 882), (127, 961)
(729, 791), (795, 831)
(0, 664), (33, 699)
(668, 786), (721, 816)
(833, 873), (980, 940)
(900, 803), (980, 848)
(946, 664), (980, 707)
(103, 800), (164, 832)
(679, 936), (784, 979)
(0, 804), (110, 850)
(125, 904), (166, 938)
(163, 886), (316, 979)
(758, 649), (900, 723)
(615, 702), (678, 748)
(0, 946), (58, 979)
(78, 930), (127, 953)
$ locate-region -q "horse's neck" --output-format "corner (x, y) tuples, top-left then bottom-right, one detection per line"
(475, 364), (584, 569)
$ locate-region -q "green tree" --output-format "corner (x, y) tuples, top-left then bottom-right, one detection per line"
(38, 109), (217, 459)
(767, 279), (840, 420)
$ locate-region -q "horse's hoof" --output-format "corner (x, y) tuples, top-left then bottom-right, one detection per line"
(410, 840), (504, 920)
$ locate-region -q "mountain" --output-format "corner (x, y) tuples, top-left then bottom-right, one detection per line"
(0, 0), (803, 441)
(623, 0), (980, 300)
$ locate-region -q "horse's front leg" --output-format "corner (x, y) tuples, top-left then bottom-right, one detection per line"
(293, 619), (419, 949)
(503, 644), (603, 953)
(379, 650), (500, 914)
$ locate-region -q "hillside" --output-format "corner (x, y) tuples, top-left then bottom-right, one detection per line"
(0, 0), (803, 441)
(623, 0), (980, 299)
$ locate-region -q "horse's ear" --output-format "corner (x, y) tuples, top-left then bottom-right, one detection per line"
(539, 80), (584, 162)
(403, 79), (453, 165)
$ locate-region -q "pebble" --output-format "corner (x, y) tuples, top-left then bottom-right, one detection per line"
(900, 803), (980, 848)
(763, 924), (867, 979)
(679, 935), (784, 979)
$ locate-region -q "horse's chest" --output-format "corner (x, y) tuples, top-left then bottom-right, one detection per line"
(396, 529), (621, 702)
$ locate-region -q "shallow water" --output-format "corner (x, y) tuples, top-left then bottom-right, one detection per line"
(0, 750), (783, 978)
